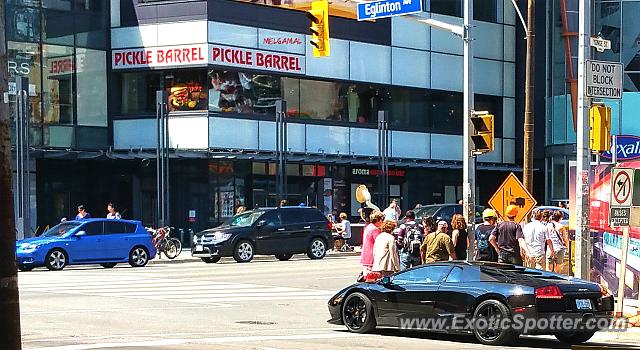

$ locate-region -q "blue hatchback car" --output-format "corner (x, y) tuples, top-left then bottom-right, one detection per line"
(16, 219), (157, 271)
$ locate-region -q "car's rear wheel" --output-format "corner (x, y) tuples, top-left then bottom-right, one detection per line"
(201, 257), (221, 264)
(233, 240), (254, 263)
(307, 238), (327, 260)
(554, 331), (595, 344)
(129, 246), (149, 267)
(100, 263), (117, 268)
(342, 292), (376, 333)
(45, 249), (68, 271)
(275, 253), (293, 261)
(472, 299), (517, 346)
(18, 265), (34, 272)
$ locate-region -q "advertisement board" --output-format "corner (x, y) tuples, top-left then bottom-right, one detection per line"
(230, 0), (359, 19)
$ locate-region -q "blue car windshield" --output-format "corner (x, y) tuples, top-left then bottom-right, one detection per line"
(221, 211), (266, 227)
(41, 222), (82, 237)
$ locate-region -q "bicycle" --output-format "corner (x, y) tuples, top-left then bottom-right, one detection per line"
(147, 226), (182, 259)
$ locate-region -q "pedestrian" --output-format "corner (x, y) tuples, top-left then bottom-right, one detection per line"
(523, 209), (553, 270)
(75, 205), (92, 220)
(421, 220), (456, 263)
(489, 205), (529, 265)
(546, 210), (568, 273)
(106, 203), (121, 219)
(395, 210), (424, 270)
(371, 220), (401, 278)
(451, 213), (469, 261)
(333, 212), (352, 251)
(236, 205), (246, 215)
(475, 209), (499, 262)
(359, 210), (385, 279)
(382, 199), (400, 222)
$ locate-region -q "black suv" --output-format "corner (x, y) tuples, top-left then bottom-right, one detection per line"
(191, 207), (332, 263)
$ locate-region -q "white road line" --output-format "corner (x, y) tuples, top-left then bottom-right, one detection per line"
(21, 304), (234, 315)
(27, 332), (363, 350)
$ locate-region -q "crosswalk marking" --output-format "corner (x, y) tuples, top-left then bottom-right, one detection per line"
(19, 270), (335, 306)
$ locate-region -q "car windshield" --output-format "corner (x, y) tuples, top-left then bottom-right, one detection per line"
(41, 222), (82, 237)
(416, 206), (441, 217)
(221, 211), (266, 227)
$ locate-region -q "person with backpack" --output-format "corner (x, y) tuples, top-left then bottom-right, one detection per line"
(475, 209), (499, 262)
(395, 210), (424, 270)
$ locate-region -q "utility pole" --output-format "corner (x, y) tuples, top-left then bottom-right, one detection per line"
(0, 0), (23, 346)
(575, 0), (591, 280)
(462, 0), (476, 236)
(523, 0), (535, 193)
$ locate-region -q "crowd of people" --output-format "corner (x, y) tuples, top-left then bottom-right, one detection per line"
(356, 201), (569, 282)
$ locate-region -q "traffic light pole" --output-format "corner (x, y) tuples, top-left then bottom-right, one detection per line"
(463, 0), (476, 251)
(575, 0), (591, 280)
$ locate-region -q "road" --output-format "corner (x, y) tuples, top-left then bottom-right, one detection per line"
(19, 254), (640, 350)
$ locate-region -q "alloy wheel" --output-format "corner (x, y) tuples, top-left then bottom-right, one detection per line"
(311, 240), (325, 258)
(48, 251), (66, 270)
(343, 296), (367, 330)
(475, 303), (503, 341)
(132, 248), (148, 266)
(238, 242), (253, 261)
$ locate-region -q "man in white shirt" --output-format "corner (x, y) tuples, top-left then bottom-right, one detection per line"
(522, 209), (554, 270)
(383, 200), (400, 222)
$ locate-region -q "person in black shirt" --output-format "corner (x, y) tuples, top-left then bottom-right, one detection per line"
(451, 214), (468, 261)
(489, 205), (530, 265)
(475, 209), (498, 262)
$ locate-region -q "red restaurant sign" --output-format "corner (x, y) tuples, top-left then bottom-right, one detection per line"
(112, 44), (305, 74)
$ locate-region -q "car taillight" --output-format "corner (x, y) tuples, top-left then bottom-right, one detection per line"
(535, 285), (564, 299)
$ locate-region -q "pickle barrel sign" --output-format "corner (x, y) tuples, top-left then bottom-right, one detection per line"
(112, 44), (305, 75)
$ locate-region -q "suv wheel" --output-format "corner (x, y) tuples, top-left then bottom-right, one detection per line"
(275, 253), (293, 261)
(307, 238), (327, 260)
(233, 240), (254, 263)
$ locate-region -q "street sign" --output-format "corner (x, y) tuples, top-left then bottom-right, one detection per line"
(356, 0), (422, 21)
(590, 36), (611, 53)
(610, 207), (630, 227)
(488, 172), (537, 223)
(610, 167), (634, 207)
(586, 60), (623, 99)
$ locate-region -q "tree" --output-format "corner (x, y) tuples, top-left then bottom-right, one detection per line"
(0, 1), (23, 348)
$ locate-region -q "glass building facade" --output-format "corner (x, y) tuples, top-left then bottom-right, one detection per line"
(546, 0), (640, 201)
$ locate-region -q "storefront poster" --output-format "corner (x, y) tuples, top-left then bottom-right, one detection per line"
(167, 81), (208, 112)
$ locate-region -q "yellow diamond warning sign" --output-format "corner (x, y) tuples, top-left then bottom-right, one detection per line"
(488, 173), (537, 223)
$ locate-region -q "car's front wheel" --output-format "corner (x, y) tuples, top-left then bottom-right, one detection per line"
(307, 238), (327, 260)
(201, 256), (221, 264)
(18, 265), (34, 272)
(342, 292), (376, 333)
(45, 249), (68, 271)
(100, 263), (117, 268)
(233, 240), (254, 263)
(275, 253), (293, 261)
(554, 331), (595, 344)
(129, 247), (149, 267)
(472, 299), (517, 346)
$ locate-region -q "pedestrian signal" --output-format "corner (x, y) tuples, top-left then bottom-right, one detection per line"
(470, 112), (494, 153)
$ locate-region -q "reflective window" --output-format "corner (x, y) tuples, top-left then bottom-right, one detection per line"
(430, 0), (462, 17)
(76, 48), (107, 126)
(8, 41), (42, 125)
(120, 72), (161, 115)
(474, 0), (497, 23)
(42, 44), (74, 125)
(393, 265), (451, 284)
(6, 4), (40, 42)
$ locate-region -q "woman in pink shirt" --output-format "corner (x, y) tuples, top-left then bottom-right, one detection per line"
(360, 210), (385, 276)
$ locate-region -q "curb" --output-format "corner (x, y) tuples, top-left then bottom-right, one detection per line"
(149, 250), (360, 265)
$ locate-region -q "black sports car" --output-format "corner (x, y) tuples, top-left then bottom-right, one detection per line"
(328, 261), (615, 346)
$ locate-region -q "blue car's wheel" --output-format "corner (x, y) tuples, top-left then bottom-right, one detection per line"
(45, 249), (68, 271)
(129, 246), (149, 267)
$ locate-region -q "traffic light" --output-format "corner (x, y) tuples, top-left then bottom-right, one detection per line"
(590, 104), (611, 152)
(470, 111), (494, 153)
(306, 0), (330, 57)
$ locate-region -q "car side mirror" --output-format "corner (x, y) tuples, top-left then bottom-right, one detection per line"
(380, 276), (392, 286)
(256, 220), (266, 227)
(76, 231), (86, 237)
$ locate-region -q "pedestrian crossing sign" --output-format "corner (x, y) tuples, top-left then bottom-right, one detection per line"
(488, 172), (537, 223)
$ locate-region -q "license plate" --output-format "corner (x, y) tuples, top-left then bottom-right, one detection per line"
(195, 245), (203, 252)
(576, 299), (592, 310)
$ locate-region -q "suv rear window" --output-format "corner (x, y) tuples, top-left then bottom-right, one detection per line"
(281, 208), (326, 224)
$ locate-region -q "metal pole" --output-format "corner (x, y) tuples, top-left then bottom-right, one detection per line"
(163, 99), (170, 226)
(575, 0), (591, 280)
(463, 0), (476, 235)
(615, 226), (630, 317)
(523, 0), (535, 193)
(156, 90), (169, 228)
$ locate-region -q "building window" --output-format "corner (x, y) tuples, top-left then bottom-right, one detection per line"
(6, 4), (40, 42)
(428, 91), (463, 133)
(166, 71), (208, 112)
(474, 0), (497, 22)
(42, 44), (74, 125)
(76, 48), (107, 126)
(8, 41), (42, 124)
(430, 0), (462, 17)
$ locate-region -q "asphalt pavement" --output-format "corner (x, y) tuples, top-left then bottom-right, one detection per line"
(18, 254), (640, 350)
